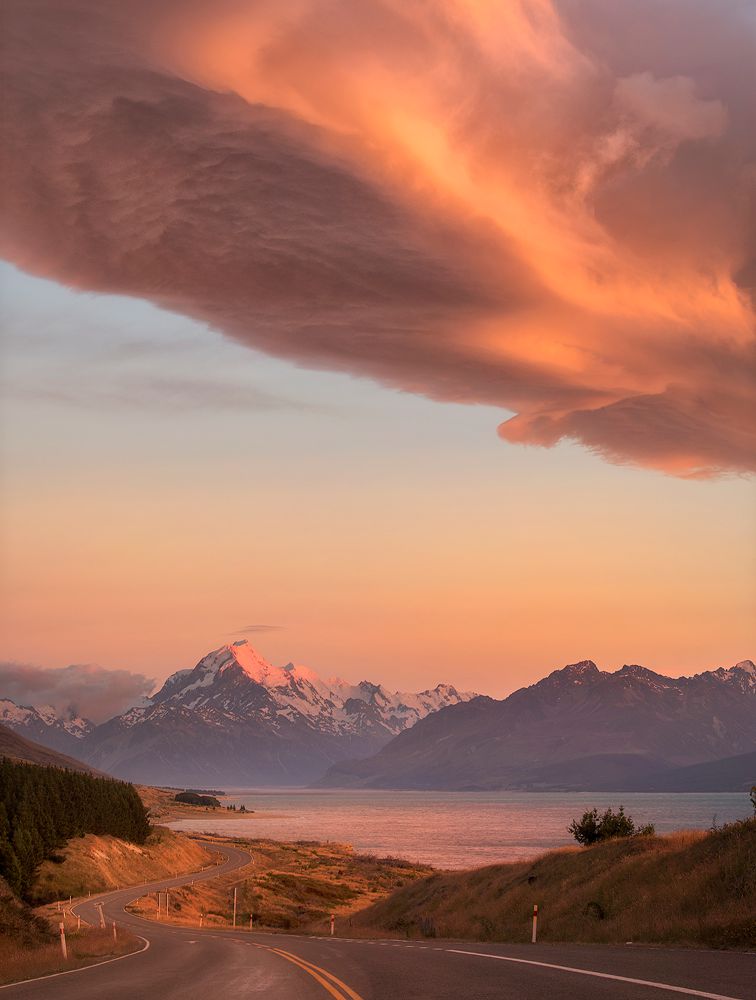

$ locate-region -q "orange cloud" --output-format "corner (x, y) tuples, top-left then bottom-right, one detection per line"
(1, 0), (754, 476)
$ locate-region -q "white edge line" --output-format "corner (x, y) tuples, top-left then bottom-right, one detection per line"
(445, 949), (745, 1000)
(0, 845), (249, 992)
(0, 936), (150, 992)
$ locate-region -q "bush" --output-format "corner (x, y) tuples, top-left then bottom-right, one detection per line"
(174, 792), (220, 808)
(569, 806), (655, 846)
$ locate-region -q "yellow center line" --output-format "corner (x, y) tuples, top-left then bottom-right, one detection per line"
(271, 947), (365, 1000)
(253, 943), (364, 1000)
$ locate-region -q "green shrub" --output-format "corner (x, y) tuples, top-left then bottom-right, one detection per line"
(174, 791), (220, 808)
(569, 806), (655, 845)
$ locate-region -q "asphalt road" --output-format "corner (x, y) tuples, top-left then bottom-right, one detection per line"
(2, 842), (753, 1000)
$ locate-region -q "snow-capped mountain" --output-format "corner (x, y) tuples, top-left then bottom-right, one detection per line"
(0, 698), (94, 755)
(81, 641), (476, 785)
(320, 658), (756, 791)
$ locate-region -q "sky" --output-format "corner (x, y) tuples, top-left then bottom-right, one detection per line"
(1, 0), (754, 717)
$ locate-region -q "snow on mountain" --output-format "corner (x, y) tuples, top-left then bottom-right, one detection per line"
(139, 640), (475, 737)
(0, 698), (94, 754)
(81, 641), (477, 785)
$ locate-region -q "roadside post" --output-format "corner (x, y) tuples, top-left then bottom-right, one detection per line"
(199, 913), (204, 928)
(98, 904), (106, 929)
(531, 904), (538, 944)
(59, 921), (67, 960)
(233, 887), (237, 927)
(330, 914), (335, 936)
(77, 914), (81, 931)
(112, 921), (117, 942)
(249, 915), (253, 930)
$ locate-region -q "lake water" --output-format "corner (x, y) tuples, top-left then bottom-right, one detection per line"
(168, 790), (753, 869)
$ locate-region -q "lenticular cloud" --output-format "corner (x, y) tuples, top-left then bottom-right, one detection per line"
(1, 0), (754, 476)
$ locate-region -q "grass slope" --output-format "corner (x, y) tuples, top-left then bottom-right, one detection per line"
(0, 724), (103, 774)
(355, 819), (756, 949)
(29, 827), (215, 904)
(128, 837), (431, 934)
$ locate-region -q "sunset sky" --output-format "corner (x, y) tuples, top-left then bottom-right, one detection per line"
(1, 0), (754, 712)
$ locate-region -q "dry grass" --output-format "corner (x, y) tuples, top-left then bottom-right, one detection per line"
(136, 785), (240, 823)
(0, 924), (142, 985)
(127, 836), (431, 935)
(354, 819), (756, 950)
(29, 826), (216, 905)
(0, 881), (142, 987)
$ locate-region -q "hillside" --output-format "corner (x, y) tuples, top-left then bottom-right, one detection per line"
(355, 818), (756, 948)
(0, 722), (102, 774)
(29, 826), (215, 904)
(320, 659), (756, 790)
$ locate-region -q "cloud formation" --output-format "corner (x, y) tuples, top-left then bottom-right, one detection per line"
(0, 662), (155, 723)
(1, 0), (754, 476)
(233, 625), (285, 635)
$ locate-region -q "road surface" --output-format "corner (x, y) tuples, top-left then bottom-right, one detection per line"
(2, 842), (753, 999)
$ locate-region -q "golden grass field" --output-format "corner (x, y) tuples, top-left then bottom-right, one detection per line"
(29, 826), (216, 904)
(354, 818), (756, 949)
(127, 836), (432, 935)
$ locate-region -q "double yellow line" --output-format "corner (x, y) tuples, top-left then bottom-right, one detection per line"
(254, 943), (364, 1000)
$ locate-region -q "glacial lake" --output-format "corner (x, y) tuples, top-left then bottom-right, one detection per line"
(168, 789), (753, 869)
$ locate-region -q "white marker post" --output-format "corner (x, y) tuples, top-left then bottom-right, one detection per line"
(112, 921), (117, 942)
(166, 890), (170, 915)
(199, 914), (204, 928)
(531, 904), (538, 944)
(98, 904), (106, 929)
(330, 914), (335, 937)
(233, 887), (237, 927)
(77, 914), (81, 931)
(59, 921), (68, 960)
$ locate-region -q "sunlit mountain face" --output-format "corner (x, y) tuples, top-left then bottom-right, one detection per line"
(1, 642), (475, 786)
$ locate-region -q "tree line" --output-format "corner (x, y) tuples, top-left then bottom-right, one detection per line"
(0, 758), (150, 898)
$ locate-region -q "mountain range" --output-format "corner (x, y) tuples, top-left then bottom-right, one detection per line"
(0, 699), (93, 755)
(0, 641), (474, 785)
(318, 659), (756, 791)
(2, 649), (754, 790)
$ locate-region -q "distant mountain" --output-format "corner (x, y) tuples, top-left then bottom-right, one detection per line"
(78, 641), (475, 785)
(631, 750), (756, 793)
(318, 659), (756, 791)
(0, 722), (103, 775)
(0, 699), (93, 755)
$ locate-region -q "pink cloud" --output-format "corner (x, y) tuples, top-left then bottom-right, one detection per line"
(1, 0), (754, 476)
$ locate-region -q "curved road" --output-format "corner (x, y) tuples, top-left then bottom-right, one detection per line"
(2, 843), (753, 1000)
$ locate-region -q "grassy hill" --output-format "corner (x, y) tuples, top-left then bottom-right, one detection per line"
(0, 723), (103, 774)
(29, 826), (215, 904)
(355, 819), (756, 949)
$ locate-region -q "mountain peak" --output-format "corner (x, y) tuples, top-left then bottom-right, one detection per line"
(557, 660), (601, 681)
